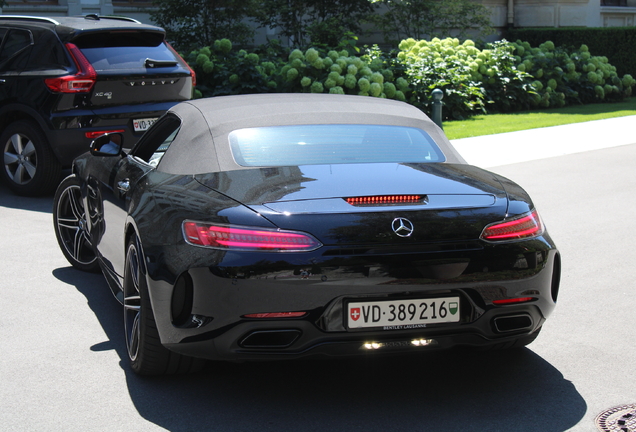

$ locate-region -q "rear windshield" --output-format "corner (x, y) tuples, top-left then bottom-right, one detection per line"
(80, 44), (178, 71)
(229, 124), (446, 167)
(73, 32), (177, 71)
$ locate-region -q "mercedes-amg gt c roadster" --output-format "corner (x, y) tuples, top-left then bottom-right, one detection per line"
(53, 94), (560, 375)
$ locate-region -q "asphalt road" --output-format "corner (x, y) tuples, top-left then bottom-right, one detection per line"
(1, 143), (635, 432)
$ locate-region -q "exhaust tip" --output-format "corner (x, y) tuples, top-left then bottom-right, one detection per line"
(240, 330), (301, 348)
(493, 314), (533, 333)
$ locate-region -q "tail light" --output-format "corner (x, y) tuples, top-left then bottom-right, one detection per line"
(44, 43), (97, 93)
(166, 42), (196, 87)
(480, 210), (543, 242)
(85, 130), (125, 139)
(183, 221), (321, 252)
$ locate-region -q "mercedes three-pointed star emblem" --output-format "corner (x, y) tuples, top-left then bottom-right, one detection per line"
(391, 217), (414, 237)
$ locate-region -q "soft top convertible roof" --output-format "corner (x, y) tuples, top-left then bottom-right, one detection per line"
(159, 93), (466, 174)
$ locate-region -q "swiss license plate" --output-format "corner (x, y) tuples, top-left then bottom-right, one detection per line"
(347, 297), (460, 329)
(133, 117), (158, 132)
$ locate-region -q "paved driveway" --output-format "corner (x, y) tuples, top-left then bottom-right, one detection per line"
(1, 141), (635, 431)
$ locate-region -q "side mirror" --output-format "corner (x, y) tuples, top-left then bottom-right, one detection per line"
(90, 133), (123, 156)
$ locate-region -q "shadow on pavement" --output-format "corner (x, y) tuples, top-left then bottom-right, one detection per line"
(54, 265), (586, 432)
(0, 182), (54, 213)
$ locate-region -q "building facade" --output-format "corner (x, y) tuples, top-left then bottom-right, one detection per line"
(1, 0), (155, 23)
(484, 0), (636, 29)
(1, 0), (635, 36)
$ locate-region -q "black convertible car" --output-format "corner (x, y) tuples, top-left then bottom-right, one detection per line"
(53, 94), (560, 375)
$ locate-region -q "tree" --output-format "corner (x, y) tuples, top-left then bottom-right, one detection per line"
(253, 0), (376, 48)
(371, 0), (494, 44)
(150, 0), (258, 51)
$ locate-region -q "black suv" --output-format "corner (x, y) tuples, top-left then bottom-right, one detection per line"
(0, 14), (194, 196)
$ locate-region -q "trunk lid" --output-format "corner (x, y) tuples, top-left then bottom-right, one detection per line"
(74, 34), (192, 107)
(195, 163), (509, 245)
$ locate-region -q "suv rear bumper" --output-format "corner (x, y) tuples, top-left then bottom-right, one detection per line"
(49, 102), (178, 165)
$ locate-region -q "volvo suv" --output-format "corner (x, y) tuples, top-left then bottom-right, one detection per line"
(0, 14), (195, 196)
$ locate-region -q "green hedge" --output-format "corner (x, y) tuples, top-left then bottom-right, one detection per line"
(511, 40), (634, 106)
(505, 27), (636, 77)
(186, 37), (635, 120)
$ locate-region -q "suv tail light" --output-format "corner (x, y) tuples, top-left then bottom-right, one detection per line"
(44, 43), (97, 93)
(166, 42), (196, 87)
(85, 130), (125, 139)
(183, 221), (321, 252)
(480, 210), (543, 242)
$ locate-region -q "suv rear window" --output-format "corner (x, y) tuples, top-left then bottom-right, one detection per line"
(73, 32), (175, 71)
(229, 124), (446, 167)
(79, 44), (178, 71)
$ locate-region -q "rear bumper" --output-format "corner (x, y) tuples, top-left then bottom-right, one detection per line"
(164, 305), (547, 361)
(48, 102), (178, 165)
(146, 238), (560, 362)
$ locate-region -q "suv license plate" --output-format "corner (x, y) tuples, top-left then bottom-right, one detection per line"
(347, 297), (460, 329)
(133, 117), (158, 132)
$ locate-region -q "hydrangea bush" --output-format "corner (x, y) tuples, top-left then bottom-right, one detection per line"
(396, 37), (634, 119)
(510, 40), (635, 106)
(397, 37), (535, 119)
(277, 47), (410, 101)
(186, 38), (284, 97)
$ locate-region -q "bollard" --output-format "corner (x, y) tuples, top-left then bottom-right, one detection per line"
(431, 88), (444, 130)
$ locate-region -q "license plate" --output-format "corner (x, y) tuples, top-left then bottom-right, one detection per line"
(347, 297), (460, 329)
(133, 117), (158, 132)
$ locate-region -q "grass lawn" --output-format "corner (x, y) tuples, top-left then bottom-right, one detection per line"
(443, 97), (636, 140)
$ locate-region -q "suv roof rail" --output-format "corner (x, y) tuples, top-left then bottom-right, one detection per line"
(0, 15), (61, 25)
(82, 14), (141, 24)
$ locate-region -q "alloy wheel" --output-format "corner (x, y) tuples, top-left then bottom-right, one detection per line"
(55, 183), (97, 267)
(3, 132), (37, 185)
(124, 242), (142, 362)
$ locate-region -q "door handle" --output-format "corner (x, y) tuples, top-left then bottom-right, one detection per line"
(117, 179), (130, 193)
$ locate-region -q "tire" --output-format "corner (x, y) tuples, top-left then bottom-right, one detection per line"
(124, 235), (205, 376)
(1, 120), (62, 196)
(53, 175), (100, 273)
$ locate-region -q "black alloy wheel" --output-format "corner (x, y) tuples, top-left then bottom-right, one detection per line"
(53, 175), (100, 273)
(1, 120), (61, 196)
(123, 235), (205, 375)
(124, 239), (143, 369)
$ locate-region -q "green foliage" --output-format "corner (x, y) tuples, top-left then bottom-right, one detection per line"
(394, 36), (635, 119)
(274, 45), (408, 101)
(185, 32), (636, 120)
(370, 0), (494, 45)
(251, 0), (374, 48)
(150, 0), (257, 52)
(187, 39), (287, 97)
(397, 37), (533, 120)
(480, 41), (537, 113)
(506, 27), (636, 77)
(510, 40), (635, 105)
